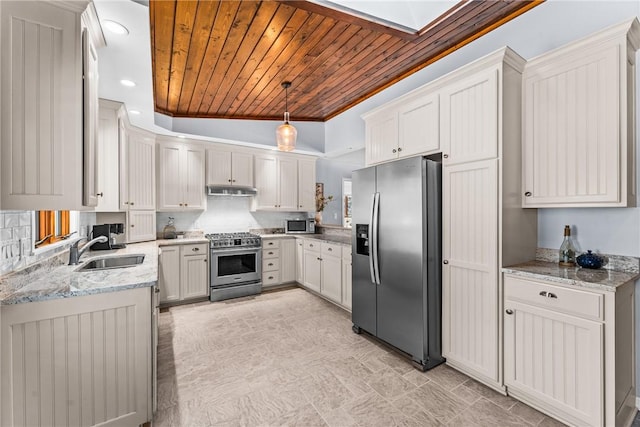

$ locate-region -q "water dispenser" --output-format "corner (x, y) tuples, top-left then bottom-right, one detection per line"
(356, 224), (369, 256)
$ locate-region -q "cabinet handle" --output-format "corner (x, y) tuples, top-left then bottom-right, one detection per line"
(505, 309), (513, 315)
(539, 291), (548, 297)
(96, 192), (104, 197)
(547, 292), (557, 299)
(192, 247), (200, 252)
(392, 149), (397, 153)
(524, 192), (532, 197)
(443, 154), (449, 159)
(443, 260), (449, 264)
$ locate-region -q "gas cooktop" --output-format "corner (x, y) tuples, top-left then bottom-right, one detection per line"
(205, 232), (262, 249)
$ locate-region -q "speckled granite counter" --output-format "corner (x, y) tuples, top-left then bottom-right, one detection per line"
(0, 241), (158, 305)
(503, 258), (640, 292)
(260, 233), (351, 246)
(157, 237), (209, 246)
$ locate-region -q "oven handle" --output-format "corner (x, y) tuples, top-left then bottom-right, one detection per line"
(211, 247), (261, 255)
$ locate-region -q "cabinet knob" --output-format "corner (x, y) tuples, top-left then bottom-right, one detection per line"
(309, 244), (313, 247)
(317, 257), (322, 261)
(268, 251), (273, 255)
(204, 259), (207, 263)
(154, 287), (160, 293)
(130, 202), (134, 206)
(96, 192), (104, 197)
(185, 203), (188, 207)
(192, 247), (200, 252)
(505, 309), (513, 315)
(443, 154), (449, 159)
(232, 179), (236, 183)
(228, 179), (232, 183)
(124, 201), (129, 205)
(328, 248), (332, 251)
(547, 292), (557, 299)
(397, 147), (402, 152)
(179, 203), (184, 206)
(268, 276), (274, 280)
(392, 149), (397, 153)
(524, 192), (532, 197)
(268, 242), (273, 246)
(539, 291), (547, 297)
(131, 224), (135, 228)
(268, 263), (273, 266)
(443, 260), (449, 264)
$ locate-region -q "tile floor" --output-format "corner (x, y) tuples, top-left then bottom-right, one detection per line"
(155, 287), (570, 426)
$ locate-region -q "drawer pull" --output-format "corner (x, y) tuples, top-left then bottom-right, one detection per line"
(443, 260), (449, 265)
(539, 291), (548, 297)
(505, 309), (513, 315)
(328, 248), (332, 251)
(310, 244), (314, 247)
(192, 247), (200, 252)
(547, 292), (557, 299)
(268, 276), (274, 280)
(524, 191), (532, 197)
(268, 263), (273, 266)
(268, 242), (274, 246)
(268, 251), (274, 255)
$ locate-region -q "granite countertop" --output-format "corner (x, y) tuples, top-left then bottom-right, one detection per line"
(0, 242), (159, 305)
(503, 261), (640, 292)
(259, 233), (351, 246)
(157, 237), (209, 246)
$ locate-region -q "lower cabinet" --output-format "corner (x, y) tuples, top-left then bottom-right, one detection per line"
(341, 248), (352, 310)
(303, 241), (322, 293)
(159, 243), (209, 304)
(299, 239), (351, 310)
(503, 274), (636, 427)
(0, 287), (152, 426)
(295, 239), (304, 283)
(261, 237), (296, 288)
(321, 244), (342, 303)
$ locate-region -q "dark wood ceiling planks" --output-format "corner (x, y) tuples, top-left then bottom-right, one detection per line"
(150, 0), (542, 122)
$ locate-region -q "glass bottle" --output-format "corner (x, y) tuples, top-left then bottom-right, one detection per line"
(558, 225), (576, 267)
(163, 217), (177, 239)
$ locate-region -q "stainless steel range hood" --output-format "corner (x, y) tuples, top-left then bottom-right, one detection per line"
(206, 185), (257, 196)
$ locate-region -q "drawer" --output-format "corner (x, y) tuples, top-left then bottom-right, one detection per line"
(304, 240), (321, 252)
(504, 275), (603, 321)
(263, 257), (280, 272)
(263, 270), (280, 286)
(263, 239), (280, 249)
(182, 243), (208, 255)
(322, 242), (342, 257)
(263, 248), (280, 259)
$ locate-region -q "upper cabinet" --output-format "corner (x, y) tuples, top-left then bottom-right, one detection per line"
(157, 138), (205, 211)
(253, 153), (316, 212)
(0, 0), (104, 210)
(121, 127), (156, 211)
(522, 19), (639, 208)
(363, 90), (439, 166)
(297, 159), (316, 212)
(96, 99), (123, 212)
(206, 147), (253, 187)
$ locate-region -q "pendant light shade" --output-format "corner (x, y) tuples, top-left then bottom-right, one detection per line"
(276, 81), (297, 152)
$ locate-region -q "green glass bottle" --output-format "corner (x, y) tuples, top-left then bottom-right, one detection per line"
(558, 225), (576, 267)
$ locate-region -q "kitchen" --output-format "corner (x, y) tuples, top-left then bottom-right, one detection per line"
(0, 0), (640, 426)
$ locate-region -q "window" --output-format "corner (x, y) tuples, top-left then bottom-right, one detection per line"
(35, 210), (71, 248)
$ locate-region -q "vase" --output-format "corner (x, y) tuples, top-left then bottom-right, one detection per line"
(314, 211), (322, 224)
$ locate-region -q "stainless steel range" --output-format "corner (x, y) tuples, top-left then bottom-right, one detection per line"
(206, 232), (262, 302)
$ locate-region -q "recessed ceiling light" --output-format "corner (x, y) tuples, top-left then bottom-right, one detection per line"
(120, 79), (136, 87)
(129, 110), (141, 115)
(102, 20), (129, 36)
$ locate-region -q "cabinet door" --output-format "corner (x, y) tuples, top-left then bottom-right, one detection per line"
(127, 210), (156, 243)
(342, 251), (352, 310)
(254, 155), (278, 210)
(295, 239), (304, 283)
(231, 152), (253, 187)
(128, 132), (156, 210)
(82, 26), (99, 207)
(118, 120), (129, 211)
(303, 250), (321, 293)
(1, 2), (83, 210)
(523, 45), (622, 207)
(280, 239), (296, 283)
(441, 68), (498, 165)
(297, 159), (316, 211)
(159, 246), (180, 303)
(321, 255), (342, 303)
(398, 93), (439, 157)
(504, 300), (603, 427)
(278, 157), (298, 211)
(96, 101), (121, 212)
(181, 253), (209, 299)
(206, 147), (232, 185)
(157, 143), (183, 210)
(183, 145), (205, 209)
(442, 159), (499, 383)
(365, 113), (398, 166)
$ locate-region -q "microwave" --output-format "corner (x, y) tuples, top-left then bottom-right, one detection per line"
(285, 219), (315, 234)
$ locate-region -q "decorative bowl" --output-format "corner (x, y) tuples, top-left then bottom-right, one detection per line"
(576, 250), (603, 269)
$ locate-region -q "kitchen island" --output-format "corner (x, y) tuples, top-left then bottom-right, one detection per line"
(0, 242), (158, 427)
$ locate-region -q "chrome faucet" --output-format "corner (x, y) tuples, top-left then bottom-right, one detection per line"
(68, 236), (108, 265)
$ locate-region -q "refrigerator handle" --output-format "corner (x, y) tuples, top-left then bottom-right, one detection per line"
(371, 192), (380, 285)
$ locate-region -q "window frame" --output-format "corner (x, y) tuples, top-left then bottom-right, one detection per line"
(32, 211), (79, 252)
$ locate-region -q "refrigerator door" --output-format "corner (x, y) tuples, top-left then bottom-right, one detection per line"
(375, 156), (426, 358)
(352, 166), (377, 335)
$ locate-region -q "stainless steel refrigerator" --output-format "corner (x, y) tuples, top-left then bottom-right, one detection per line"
(352, 155), (444, 371)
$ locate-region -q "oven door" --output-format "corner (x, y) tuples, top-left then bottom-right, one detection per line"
(211, 247), (262, 287)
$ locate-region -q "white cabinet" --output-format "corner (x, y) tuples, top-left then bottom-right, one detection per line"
(280, 239), (296, 283)
(295, 238), (304, 283)
(81, 10), (100, 208)
(303, 241), (322, 293)
(522, 19), (639, 208)
(440, 48), (537, 391)
(159, 243), (209, 305)
(297, 159), (316, 211)
(503, 274), (636, 427)
(341, 248), (352, 310)
(254, 154), (297, 211)
(96, 99), (123, 212)
(0, 1), (104, 210)
(157, 139), (205, 211)
(262, 238), (296, 288)
(363, 91), (439, 166)
(127, 211), (156, 243)
(320, 243), (342, 304)
(1, 287), (152, 426)
(206, 147), (253, 187)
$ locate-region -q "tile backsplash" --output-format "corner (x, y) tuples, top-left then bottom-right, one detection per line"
(0, 210), (96, 276)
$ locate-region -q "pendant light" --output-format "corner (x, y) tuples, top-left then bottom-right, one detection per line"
(276, 81), (297, 152)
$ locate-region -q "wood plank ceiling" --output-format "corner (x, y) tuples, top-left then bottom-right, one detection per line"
(150, 0), (542, 122)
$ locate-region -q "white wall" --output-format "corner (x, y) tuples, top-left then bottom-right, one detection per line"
(324, 0), (640, 398)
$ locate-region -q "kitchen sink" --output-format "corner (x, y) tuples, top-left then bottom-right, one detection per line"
(76, 254), (145, 271)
